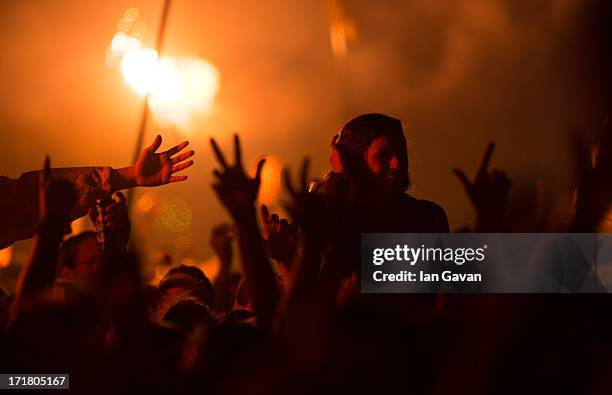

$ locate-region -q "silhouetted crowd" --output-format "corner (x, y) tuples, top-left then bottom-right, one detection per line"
(0, 114), (610, 394)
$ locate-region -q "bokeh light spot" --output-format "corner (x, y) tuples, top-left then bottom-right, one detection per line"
(0, 246), (12, 268)
(136, 192), (157, 216)
(155, 197), (193, 233)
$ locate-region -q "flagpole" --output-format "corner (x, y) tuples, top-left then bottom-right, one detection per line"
(127, 0), (173, 212)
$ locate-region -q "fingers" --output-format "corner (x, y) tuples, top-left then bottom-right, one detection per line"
(452, 168), (471, 190)
(212, 223), (231, 235)
(171, 149), (195, 164)
(254, 158), (266, 182)
(278, 218), (289, 234)
(283, 161), (309, 198)
(281, 203), (298, 224)
(40, 155), (51, 190)
(169, 175), (188, 183)
(211, 223), (235, 243)
(43, 155), (51, 181)
(114, 191), (127, 204)
(234, 134), (242, 167)
(282, 167), (296, 198)
(171, 160), (194, 173)
(210, 138), (229, 169)
(147, 134), (163, 153)
(300, 158), (310, 189)
(260, 204), (272, 239)
(164, 140), (189, 157)
(269, 214), (280, 234)
(477, 142), (495, 177)
(105, 200), (128, 216)
(493, 170), (512, 190)
(211, 184), (222, 198)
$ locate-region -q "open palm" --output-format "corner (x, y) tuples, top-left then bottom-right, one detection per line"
(134, 135), (194, 186)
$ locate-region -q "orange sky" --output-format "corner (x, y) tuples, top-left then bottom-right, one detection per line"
(0, 0), (608, 270)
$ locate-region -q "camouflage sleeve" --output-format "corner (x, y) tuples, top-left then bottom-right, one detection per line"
(0, 166), (113, 248)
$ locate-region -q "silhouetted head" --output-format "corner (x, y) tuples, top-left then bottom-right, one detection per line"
(336, 113), (410, 193)
(163, 298), (215, 333)
(58, 231), (98, 283)
(157, 265), (214, 319)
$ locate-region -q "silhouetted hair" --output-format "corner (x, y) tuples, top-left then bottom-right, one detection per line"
(163, 298), (214, 332)
(335, 113), (410, 190)
(159, 265), (215, 307)
(59, 231), (97, 269)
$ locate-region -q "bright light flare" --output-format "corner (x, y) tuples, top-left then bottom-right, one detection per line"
(120, 48), (159, 96)
(119, 50), (219, 128)
(108, 7), (219, 129)
(150, 58), (220, 128)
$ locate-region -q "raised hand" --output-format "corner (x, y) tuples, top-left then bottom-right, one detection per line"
(283, 158), (328, 236)
(133, 135), (194, 186)
(210, 134), (266, 221)
(329, 134), (345, 174)
(15, 157), (77, 300)
(280, 158), (330, 307)
(572, 120), (612, 231)
(260, 204), (297, 265)
(38, 156), (76, 228)
(453, 142), (511, 230)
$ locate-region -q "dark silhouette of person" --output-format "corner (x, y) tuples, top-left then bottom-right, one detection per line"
(320, 113), (449, 233)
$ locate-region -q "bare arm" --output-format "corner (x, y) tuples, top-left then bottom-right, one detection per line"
(209, 135), (279, 329)
(0, 135), (194, 248)
(15, 157), (76, 301)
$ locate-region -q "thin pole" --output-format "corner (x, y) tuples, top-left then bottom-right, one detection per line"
(127, 0), (173, 211)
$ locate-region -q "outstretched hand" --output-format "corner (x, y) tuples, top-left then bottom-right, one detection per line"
(453, 142), (511, 228)
(133, 135), (194, 186)
(210, 134), (266, 220)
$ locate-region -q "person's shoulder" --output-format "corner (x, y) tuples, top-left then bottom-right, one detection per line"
(401, 194), (444, 211)
(400, 195), (450, 232)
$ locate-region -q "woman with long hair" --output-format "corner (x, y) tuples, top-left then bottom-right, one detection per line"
(321, 113), (449, 233)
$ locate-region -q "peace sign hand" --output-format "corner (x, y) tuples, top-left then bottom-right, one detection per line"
(210, 134), (266, 221)
(453, 142), (511, 224)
